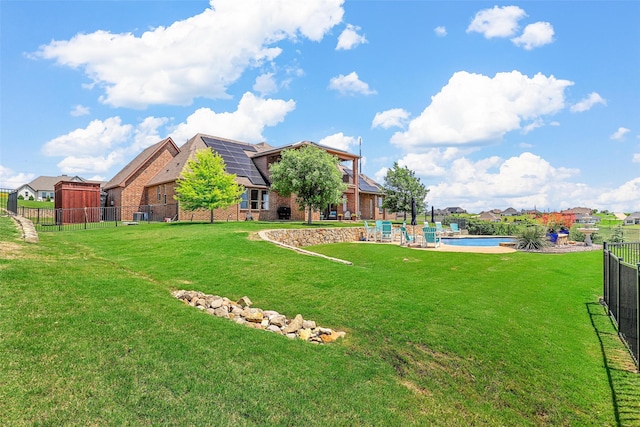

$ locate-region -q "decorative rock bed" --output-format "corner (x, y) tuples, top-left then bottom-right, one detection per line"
(172, 290), (346, 344)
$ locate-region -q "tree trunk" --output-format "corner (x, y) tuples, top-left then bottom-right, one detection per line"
(307, 207), (313, 225)
(210, 209), (214, 223)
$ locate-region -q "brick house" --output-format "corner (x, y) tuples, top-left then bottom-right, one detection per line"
(104, 134), (389, 222)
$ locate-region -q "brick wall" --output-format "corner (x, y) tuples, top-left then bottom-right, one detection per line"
(119, 146), (178, 220)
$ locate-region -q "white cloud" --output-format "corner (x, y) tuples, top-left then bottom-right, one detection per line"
(0, 165), (35, 188)
(169, 92), (295, 144)
(434, 26), (447, 37)
(253, 73), (278, 95)
(336, 24), (367, 50)
(57, 152), (124, 174)
(130, 116), (169, 153)
(596, 177), (640, 212)
(70, 104), (90, 117)
(425, 152), (582, 211)
(42, 117), (133, 157)
(34, 0), (344, 108)
(522, 118), (544, 134)
(511, 21), (554, 50)
(318, 132), (357, 151)
(374, 167), (388, 183)
(611, 127), (630, 141)
(397, 151), (447, 177)
(570, 92), (606, 112)
(329, 71), (377, 96)
(467, 5), (526, 38)
(372, 108), (410, 129)
(633, 153), (640, 163)
(390, 71), (573, 147)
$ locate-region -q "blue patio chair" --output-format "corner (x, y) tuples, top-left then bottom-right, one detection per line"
(381, 221), (393, 242)
(450, 223), (461, 235)
(363, 221), (376, 241)
(435, 221), (446, 235)
(422, 226), (441, 248)
(400, 225), (414, 245)
(375, 220), (383, 241)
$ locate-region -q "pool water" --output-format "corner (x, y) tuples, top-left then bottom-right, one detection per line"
(441, 237), (515, 247)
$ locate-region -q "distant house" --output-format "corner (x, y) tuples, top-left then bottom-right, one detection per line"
(445, 206), (466, 214)
(502, 207), (518, 216)
(624, 212), (640, 225)
(15, 175), (86, 201)
(104, 133), (389, 222)
(478, 211), (501, 222)
(562, 207), (592, 216)
(521, 208), (541, 216)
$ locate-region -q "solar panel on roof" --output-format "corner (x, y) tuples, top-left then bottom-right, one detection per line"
(359, 179), (381, 193)
(202, 137), (266, 186)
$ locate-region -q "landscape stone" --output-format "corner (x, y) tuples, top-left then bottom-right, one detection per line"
(172, 290), (345, 344)
(282, 314), (304, 334)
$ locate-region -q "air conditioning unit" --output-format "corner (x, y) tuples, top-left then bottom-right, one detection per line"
(133, 212), (147, 222)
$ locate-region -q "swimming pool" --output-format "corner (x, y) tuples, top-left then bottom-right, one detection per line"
(441, 237), (515, 247)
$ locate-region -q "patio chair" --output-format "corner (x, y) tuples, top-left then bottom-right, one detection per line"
(435, 221), (445, 235)
(450, 223), (461, 235)
(375, 220), (383, 241)
(400, 225), (415, 245)
(380, 221), (393, 242)
(363, 221), (376, 241)
(422, 226), (441, 248)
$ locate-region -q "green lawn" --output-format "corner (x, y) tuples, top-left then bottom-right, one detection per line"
(1, 217), (638, 425)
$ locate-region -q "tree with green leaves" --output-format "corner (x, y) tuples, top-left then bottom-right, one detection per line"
(174, 149), (245, 223)
(382, 162), (429, 221)
(269, 144), (347, 225)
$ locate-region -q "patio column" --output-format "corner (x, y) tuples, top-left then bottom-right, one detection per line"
(353, 157), (359, 217)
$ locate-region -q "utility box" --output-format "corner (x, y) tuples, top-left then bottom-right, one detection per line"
(54, 181), (102, 224)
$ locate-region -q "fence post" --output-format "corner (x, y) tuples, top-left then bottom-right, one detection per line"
(637, 263), (640, 364)
(617, 257), (623, 324)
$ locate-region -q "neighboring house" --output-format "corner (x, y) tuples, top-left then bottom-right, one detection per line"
(624, 212), (640, 225)
(562, 207), (592, 216)
(445, 207), (466, 214)
(478, 211), (501, 222)
(105, 134), (390, 222)
(613, 212), (627, 221)
(521, 208), (541, 216)
(502, 207), (518, 216)
(15, 175), (86, 201)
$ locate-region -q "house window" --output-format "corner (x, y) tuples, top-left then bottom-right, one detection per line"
(49, 192), (54, 199)
(378, 196), (384, 213)
(240, 191), (248, 209)
(157, 186), (161, 202)
(243, 189), (269, 210)
(41, 192), (47, 199)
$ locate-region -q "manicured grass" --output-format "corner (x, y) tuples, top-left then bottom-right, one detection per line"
(1, 217), (638, 425)
(18, 200), (54, 209)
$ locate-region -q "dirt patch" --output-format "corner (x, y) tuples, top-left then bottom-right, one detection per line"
(0, 241), (28, 260)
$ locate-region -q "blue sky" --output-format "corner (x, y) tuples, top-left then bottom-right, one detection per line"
(1, 0), (639, 212)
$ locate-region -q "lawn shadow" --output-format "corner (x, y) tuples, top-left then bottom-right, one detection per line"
(586, 301), (640, 426)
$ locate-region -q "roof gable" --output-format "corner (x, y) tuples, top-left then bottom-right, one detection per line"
(104, 137), (179, 190)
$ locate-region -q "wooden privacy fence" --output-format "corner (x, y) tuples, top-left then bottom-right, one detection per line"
(603, 242), (640, 367)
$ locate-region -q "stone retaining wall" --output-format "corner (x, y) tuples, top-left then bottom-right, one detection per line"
(7, 212), (39, 243)
(261, 227), (364, 248)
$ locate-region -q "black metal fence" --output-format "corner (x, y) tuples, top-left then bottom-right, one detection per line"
(603, 242), (640, 367)
(10, 204), (179, 232)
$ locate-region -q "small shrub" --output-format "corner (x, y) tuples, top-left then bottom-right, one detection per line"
(18, 195), (24, 200)
(608, 225), (624, 243)
(569, 228), (585, 242)
(28, 195), (34, 201)
(515, 225), (549, 250)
